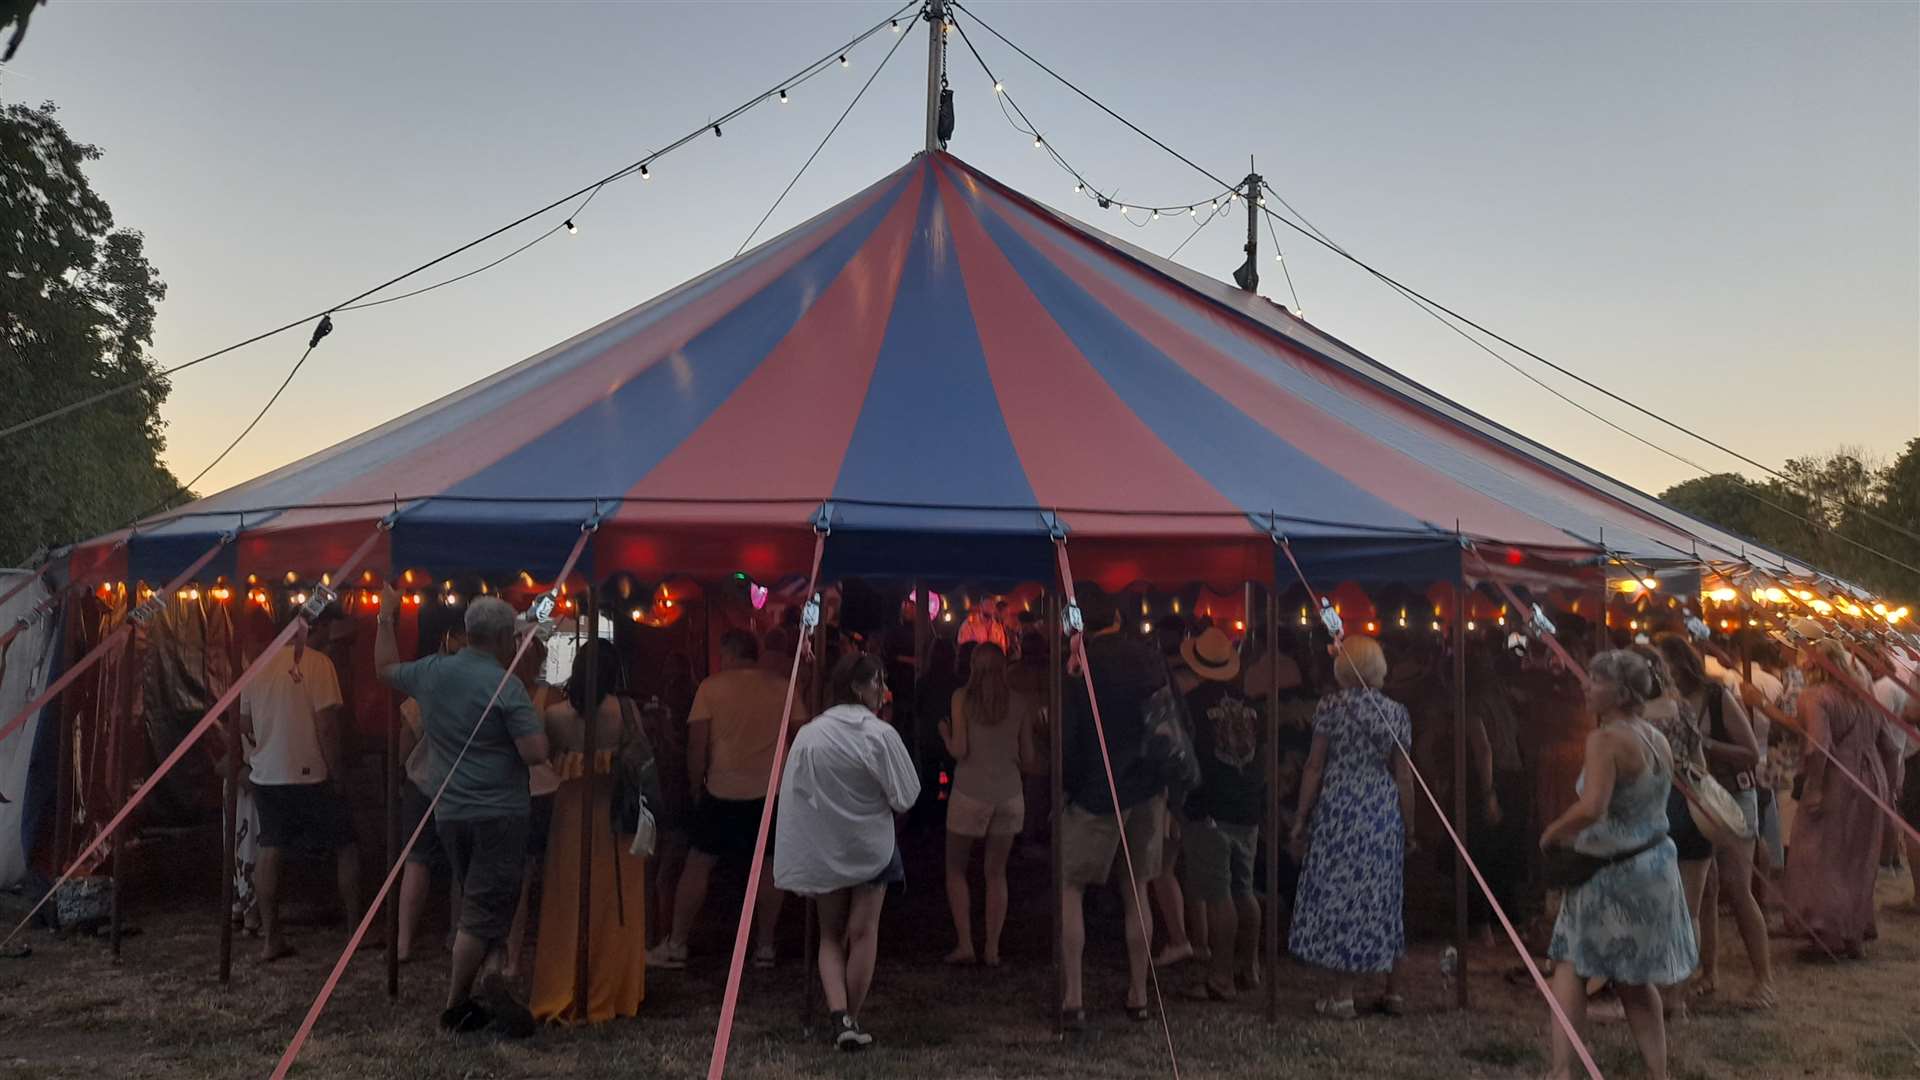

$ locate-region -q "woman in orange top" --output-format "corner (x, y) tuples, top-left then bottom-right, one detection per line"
(530, 641), (659, 1023)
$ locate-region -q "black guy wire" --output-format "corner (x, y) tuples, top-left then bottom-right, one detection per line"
(736, 6), (916, 258)
(0, 0), (920, 444)
(953, 0), (1920, 568)
(136, 342), (318, 524)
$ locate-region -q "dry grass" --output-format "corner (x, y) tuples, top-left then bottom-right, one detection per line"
(3, 855), (1918, 1080)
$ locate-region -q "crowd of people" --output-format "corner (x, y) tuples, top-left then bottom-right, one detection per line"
(213, 574), (1920, 1068)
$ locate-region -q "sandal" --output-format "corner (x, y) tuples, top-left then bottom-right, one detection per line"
(1374, 993), (1406, 1017)
(1060, 1007), (1087, 1034)
(1739, 984), (1778, 1011)
(1122, 1000), (1150, 1022)
(1313, 997), (1357, 1020)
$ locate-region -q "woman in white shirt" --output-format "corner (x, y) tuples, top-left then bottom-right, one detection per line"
(774, 654), (919, 1052)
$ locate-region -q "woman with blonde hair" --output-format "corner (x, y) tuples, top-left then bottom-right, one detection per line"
(1541, 649), (1696, 1080)
(1288, 635), (1414, 1018)
(938, 643), (1038, 966)
(1784, 637), (1896, 959)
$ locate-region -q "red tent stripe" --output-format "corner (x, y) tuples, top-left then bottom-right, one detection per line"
(935, 165), (1245, 535)
(614, 166), (929, 514)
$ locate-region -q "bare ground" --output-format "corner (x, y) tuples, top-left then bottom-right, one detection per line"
(2, 862), (1917, 1080)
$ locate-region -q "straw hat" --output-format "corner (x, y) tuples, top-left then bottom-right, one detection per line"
(1181, 627), (1241, 683)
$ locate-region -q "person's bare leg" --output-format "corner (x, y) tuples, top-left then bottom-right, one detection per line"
(1205, 896), (1237, 996)
(1061, 885), (1087, 1011)
(753, 856), (785, 952)
(1233, 896), (1262, 986)
(983, 833), (1015, 965)
(1545, 959), (1589, 1079)
(397, 861), (429, 961)
(1906, 830), (1920, 907)
(1716, 842), (1775, 1004)
(335, 844), (363, 928)
(1617, 982), (1670, 1080)
(943, 830), (975, 962)
(845, 884), (886, 1019)
(668, 850), (715, 947)
(651, 838), (686, 946)
(1151, 865), (1193, 964)
(447, 930), (491, 1009)
(1675, 858), (1709, 1007)
(1698, 861), (1720, 993)
(256, 846), (288, 961)
(815, 890), (850, 1014)
(1121, 875), (1152, 1009)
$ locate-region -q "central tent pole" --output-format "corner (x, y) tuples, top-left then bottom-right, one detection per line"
(923, 0), (947, 153)
(1451, 579), (1471, 1010)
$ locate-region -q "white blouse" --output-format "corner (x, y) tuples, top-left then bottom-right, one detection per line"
(773, 704), (920, 895)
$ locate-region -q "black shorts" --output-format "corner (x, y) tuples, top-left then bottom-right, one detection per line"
(1900, 762), (1920, 828)
(255, 783), (356, 854)
(437, 815), (529, 945)
(526, 793), (556, 859)
(400, 782), (447, 870)
(1667, 786), (1713, 862)
(689, 796), (770, 861)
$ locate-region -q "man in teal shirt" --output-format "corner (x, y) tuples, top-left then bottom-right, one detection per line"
(378, 588), (547, 1037)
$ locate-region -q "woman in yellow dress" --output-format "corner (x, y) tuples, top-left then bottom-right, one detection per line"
(531, 640), (658, 1024)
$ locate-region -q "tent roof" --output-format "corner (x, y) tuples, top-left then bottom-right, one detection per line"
(74, 152), (1811, 588)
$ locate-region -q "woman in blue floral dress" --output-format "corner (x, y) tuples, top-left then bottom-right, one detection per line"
(1540, 649), (1697, 1080)
(1288, 636), (1414, 1019)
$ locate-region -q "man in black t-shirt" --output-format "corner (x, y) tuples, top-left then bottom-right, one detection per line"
(1180, 627), (1267, 1001)
(1059, 585), (1168, 1028)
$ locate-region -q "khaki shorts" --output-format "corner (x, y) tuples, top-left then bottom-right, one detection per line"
(1062, 795), (1166, 889)
(947, 789), (1025, 839)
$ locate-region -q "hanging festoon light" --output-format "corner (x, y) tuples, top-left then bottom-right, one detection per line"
(564, 219), (577, 235)
(712, 122), (722, 138)
(779, 88), (788, 103)
(992, 80), (1003, 93)
(891, 18), (900, 32)
(839, 53), (849, 67)
(1033, 135), (1043, 149)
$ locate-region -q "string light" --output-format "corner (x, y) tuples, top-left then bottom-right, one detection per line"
(1074, 182), (1083, 193)
(712, 122), (723, 138)
(993, 81), (1003, 93)
(640, 164), (650, 180)
(839, 53), (849, 67)
(1033, 135), (1043, 149)
(891, 18), (900, 31)
(563, 219), (577, 234)
(779, 88), (788, 103)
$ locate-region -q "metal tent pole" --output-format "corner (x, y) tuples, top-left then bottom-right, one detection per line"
(384, 689), (401, 998)
(1264, 585), (1280, 1023)
(923, 0), (947, 153)
(109, 626), (138, 962)
(1451, 580), (1471, 1010)
(573, 586), (598, 1021)
(1048, 589), (1066, 1033)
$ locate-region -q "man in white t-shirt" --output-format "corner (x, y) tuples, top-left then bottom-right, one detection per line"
(239, 608), (361, 963)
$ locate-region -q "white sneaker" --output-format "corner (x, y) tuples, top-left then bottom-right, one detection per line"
(832, 1011), (873, 1051)
(647, 940), (687, 970)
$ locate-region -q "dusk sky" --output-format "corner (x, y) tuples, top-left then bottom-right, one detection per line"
(11, 1), (1917, 501)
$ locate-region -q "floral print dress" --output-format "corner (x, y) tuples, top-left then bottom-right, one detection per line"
(1288, 688), (1410, 974)
(1548, 722), (1698, 985)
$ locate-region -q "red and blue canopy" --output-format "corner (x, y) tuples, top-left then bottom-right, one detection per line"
(70, 152), (1800, 590)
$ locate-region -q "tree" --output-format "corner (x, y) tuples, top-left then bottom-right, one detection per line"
(1660, 442), (1920, 602)
(0, 100), (182, 566)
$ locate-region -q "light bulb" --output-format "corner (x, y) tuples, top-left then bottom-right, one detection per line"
(640, 164), (650, 179)
(564, 219), (577, 234)
(1074, 182), (1083, 193)
(993, 81), (1003, 93)
(712, 122), (722, 137)
(1151, 209), (1159, 219)
(1189, 206), (1196, 217)
(1257, 196), (1266, 206)
(1033, 135), (1042, 148)
(891, 18), (900, 31)
(1274, 252), (1281, 261)
(779, 88), (788, 102)
(839, 54), (848, 67)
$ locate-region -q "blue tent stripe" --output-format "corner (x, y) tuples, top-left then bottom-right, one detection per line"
(955, 182), (1428, 536)
(830, 170), (1040, 531)
(424, 172), (917, 515)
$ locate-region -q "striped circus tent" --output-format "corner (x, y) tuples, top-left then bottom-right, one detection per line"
(66, 152), (1789, 590)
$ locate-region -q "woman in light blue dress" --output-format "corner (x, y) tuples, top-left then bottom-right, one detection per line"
(1288, 636), (1413, 1019)
(1540, 649), (1698, 1080)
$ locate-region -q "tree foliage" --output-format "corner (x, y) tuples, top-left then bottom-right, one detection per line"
(1660, 439), (1920, 602)
(0, 100), (182, 566)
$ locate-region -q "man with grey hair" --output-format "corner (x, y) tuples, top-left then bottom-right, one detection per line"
(378, 587), (548, 1037)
